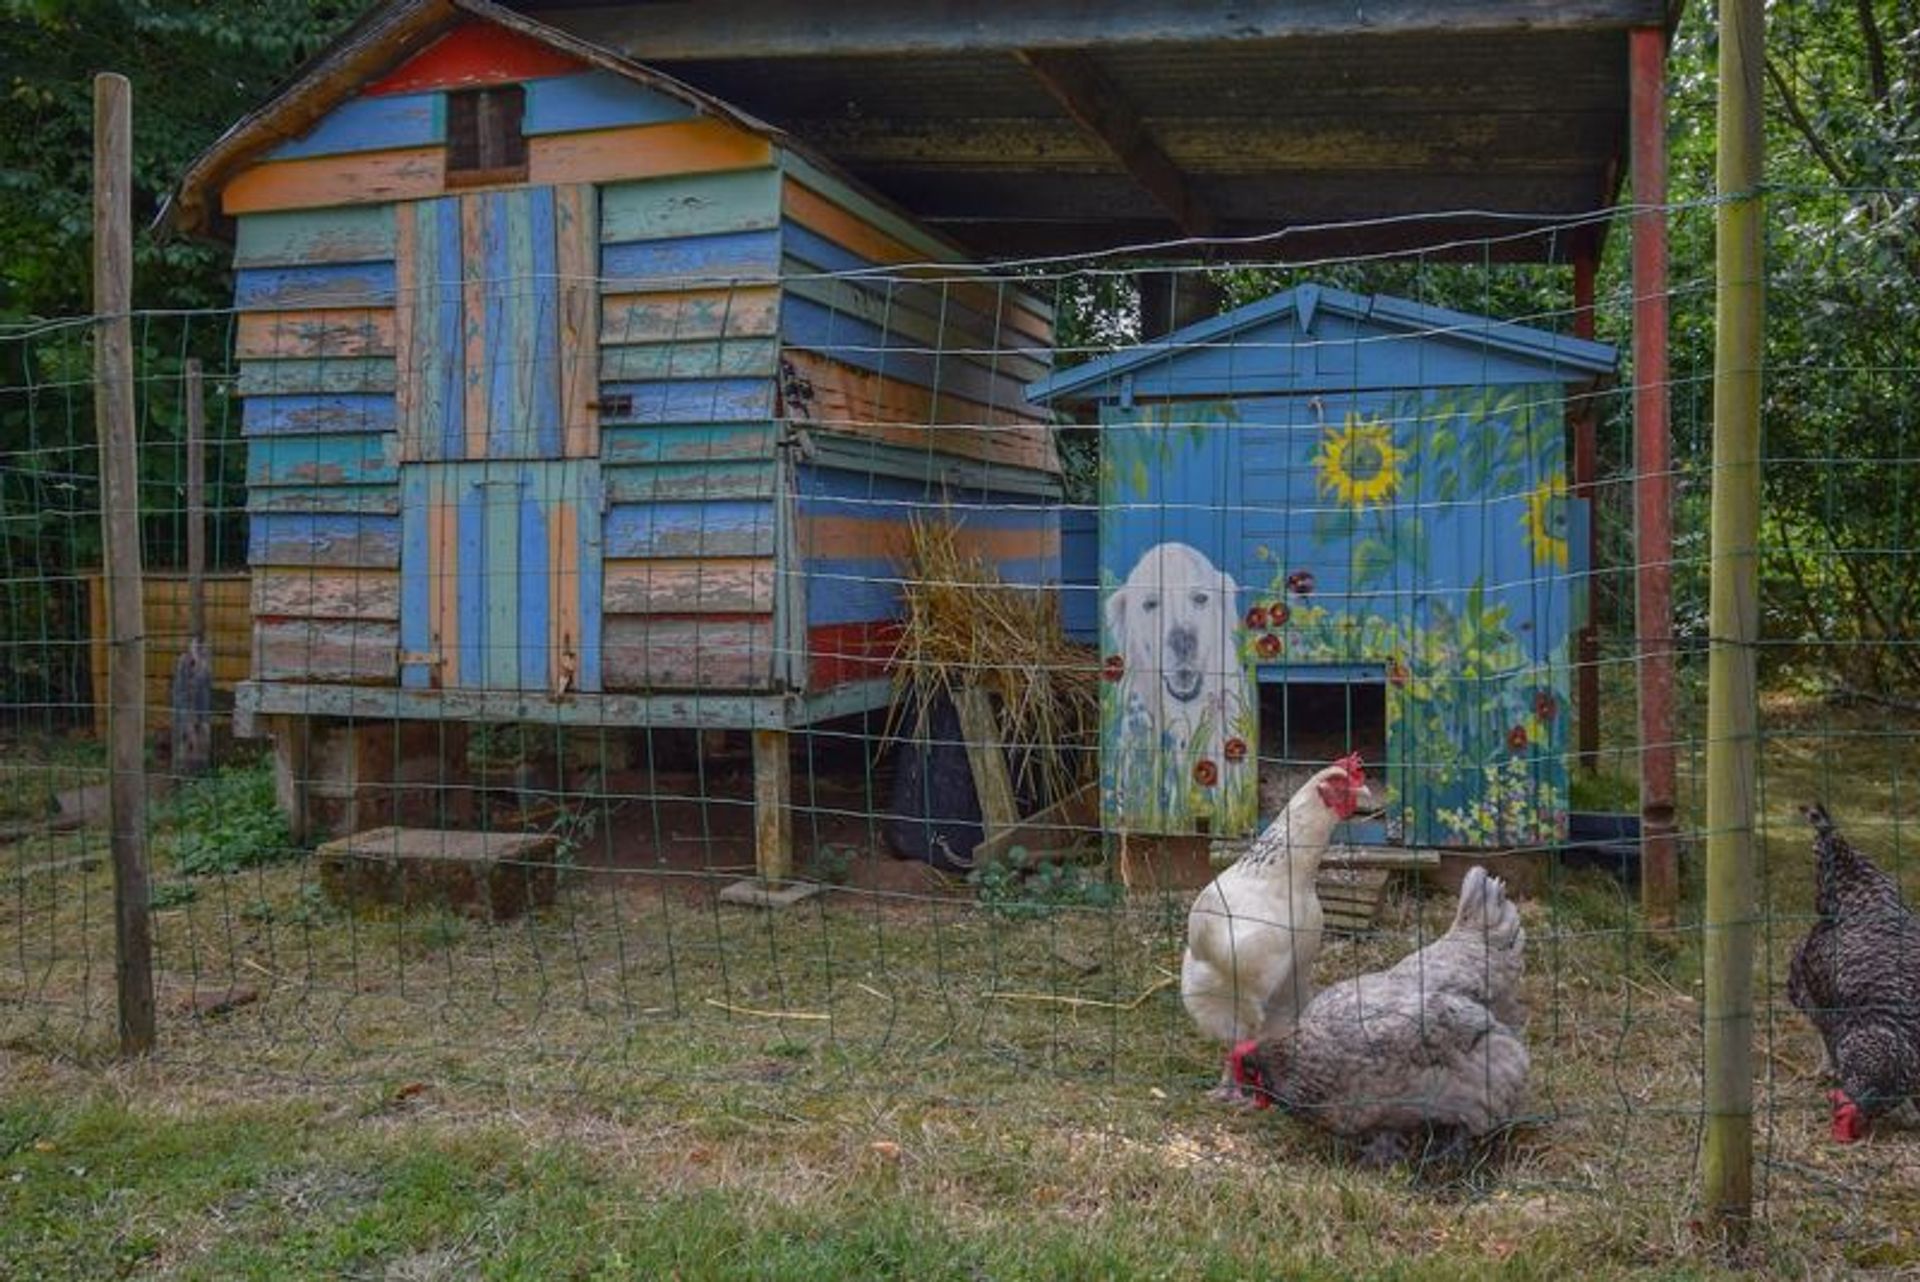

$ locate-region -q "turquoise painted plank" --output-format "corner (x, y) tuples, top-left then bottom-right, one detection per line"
(248, 512), (401, 568)
(518, 475), (552, 691)
(238, 358), (397, 397)
(268, 92), (443, 160)
(456, 475), (486, 686)
(601, 229), (780, 286)
(400, 468), (432, 689)
(523, 69), (695, 135)
(603, 500), (775, 558)
(247, 433), (396, 487)
(235, 263), (396, 310)
(599, 378), (776, 424)
(597, 337), (779, 382)
(234, 206), (397, 268)
(527, 187), (562, 458)
(485, 473), (522, 689)
(244, 485), (401, 516)
(599, 169), (781, 242)
(602, 460), (776, 503)
(601, 423), (776, 464)
(244, 394), (396, 437)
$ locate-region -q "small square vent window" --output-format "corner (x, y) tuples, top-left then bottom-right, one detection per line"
(446, 85), (528, 186)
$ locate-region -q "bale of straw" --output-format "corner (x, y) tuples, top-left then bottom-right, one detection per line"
(888, 515), (1096, 806)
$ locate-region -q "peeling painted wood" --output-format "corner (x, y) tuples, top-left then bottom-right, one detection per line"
(222, 146), (446, 217)
(601, 422), (776, 464)
(601, 228), (781, 288)
(246, 433), (397, 488)
(603, 500), (776, 558)
(253, 568), (402, 621)
(267, 91), (444, 160)
(599, 167), (781, 241)
(598, 337), (779, 382)
(602, 557), (776, 615)
(782, 272), (1050, 385)
(602, 459), (776, 503)
(244, 484), (403, 517)
(603, 614), (777, 689)
(366, 21), (583, 95)
(234, 205), (397, 268)
(600, 286), (780, 343)
(237, 357), (397, 397)
(554, 183), (600, 458)
(597, 378), (777, 424)
(253, 618), (399, 683)
(235, 262), (397, 310)
(529, 120), (773, 187)
(524, 68), (698, 135)
(244, 394), (397, 437)
(236, 309), (397, 360)
(234, 678), (794, 731)
(249, 512), (402, 569)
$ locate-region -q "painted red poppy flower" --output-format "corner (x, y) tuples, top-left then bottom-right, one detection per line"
(1287, 570), (1316, 596)
(1269, 602), (1291, 627)
(1102, 654), (1125, 682)
(1507, 725), (1530, 753)
(1224, 737), (1248, 763)
(1534, 690), (1558, 721)
(1193, 759), (1219, 787)
(1245, 605), (1269, 630)
(1255, 633), (1283, 660)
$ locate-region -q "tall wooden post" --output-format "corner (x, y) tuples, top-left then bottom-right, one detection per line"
(752, 729), (792, 881)
(170, 358), (212, 775)
(1571, 252), (1601, 768)
(1630, 27), (1680, 927)
(94, 72), (155, 1055)
(1702, 0), (1764, 1244)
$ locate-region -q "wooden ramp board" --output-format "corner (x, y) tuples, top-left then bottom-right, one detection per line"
(316, 825), (559, 920)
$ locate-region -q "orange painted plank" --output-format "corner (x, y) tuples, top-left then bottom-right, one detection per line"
(551, 499), (581, 693)
(460, 193), (488, 461)
(235, 309), (396, 361)
(602, 557), (776, 615)
(222, 147), (445, 216)
(781, 351), (1059, 472)
(554, 184), (599, 459)
(781, 178), (1052, 346)
(365, 21), (584, 95)
(431, 480), (461, 686)
(797, 514), (1059, 564)
(600, 286), (781, 343)
(528, 120), (773, 188)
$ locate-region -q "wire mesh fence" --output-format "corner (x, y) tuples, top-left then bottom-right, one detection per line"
(3, 180), (1918, 1268)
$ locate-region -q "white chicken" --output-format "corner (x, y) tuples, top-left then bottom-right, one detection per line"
(1228, 865), (1530, 1167)
(1181, 752), (1370, 1096)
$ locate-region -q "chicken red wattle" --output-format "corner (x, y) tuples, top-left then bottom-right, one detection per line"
(1829, 1089), (1868, 1143)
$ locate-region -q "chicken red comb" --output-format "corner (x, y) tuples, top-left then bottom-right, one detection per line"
(1334, 752), (1366, 785)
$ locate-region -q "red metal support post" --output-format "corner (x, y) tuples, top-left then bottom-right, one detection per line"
(1630, 26), (1679, 927)
(1571, 251), (1600, 769)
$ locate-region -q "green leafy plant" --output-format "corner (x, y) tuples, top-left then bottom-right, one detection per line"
(971, 853), (1119, 921)
(148, 880), (199, 909)
(806, 842), (859, 886)
(158, 759), (295, 878)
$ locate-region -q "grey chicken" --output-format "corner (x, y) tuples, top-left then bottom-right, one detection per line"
(1228, 866), (1528, 1165)
(1787, 803), (1920, 1142)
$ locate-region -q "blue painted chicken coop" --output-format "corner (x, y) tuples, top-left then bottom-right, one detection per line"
(1029, 285), (1616, 849)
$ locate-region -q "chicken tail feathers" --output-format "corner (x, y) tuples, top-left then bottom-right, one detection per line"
(1452, 866), (1521, 950)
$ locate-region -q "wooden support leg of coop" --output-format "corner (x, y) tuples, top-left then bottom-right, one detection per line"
(719, 729), (821, 910)
(270, 715), (311, 847)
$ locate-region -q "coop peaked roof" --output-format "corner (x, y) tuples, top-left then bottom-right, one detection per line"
(164, 0), (779, 238)
(1025, 284), (1619, 406)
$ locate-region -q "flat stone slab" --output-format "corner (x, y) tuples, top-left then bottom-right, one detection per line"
(317, 826), (559, 921)
(716, 878), (825, 910)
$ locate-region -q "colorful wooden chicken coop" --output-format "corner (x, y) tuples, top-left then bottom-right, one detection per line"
(1028, 285), (1615, 850)
(168, 2), (1060, 869)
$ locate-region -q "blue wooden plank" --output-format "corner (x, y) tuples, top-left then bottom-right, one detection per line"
(803, 553), (1059, 627)
(603, 500), (776, 558)
(518, 477), (552, 691)
(457, 477), (486, 686)
(484, 191), (518, 460)
(601, 229), (780, 286)
(780, 295), (1029, 410)
(247, 433), (397, 487)
(430, 198), (465, 461)
(575, 463), (604, 693)
(400, 468), (432, 689)
(599, 378), (776, 424)
(793, 467), (1055, 534)
(235, 263), (396, 310)
(484, 469), (521, 689)
(601, 422), (776, 463)
(237, 358), (397, 397)
(527, 188), (563, 458)
(523, 69), (695, 135)
(244, 394), (396, 437)
(268, 92), (444, 160)
(248, 512), (401, 568)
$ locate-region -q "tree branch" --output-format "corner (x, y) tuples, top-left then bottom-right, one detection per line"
(1763, 55), (1855, 189)
(1854, 0), (1891, 106)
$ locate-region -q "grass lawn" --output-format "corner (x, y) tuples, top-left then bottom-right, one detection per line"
(4, 685), (1920, 1278)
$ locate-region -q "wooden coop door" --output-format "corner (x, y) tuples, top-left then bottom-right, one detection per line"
(394, 185), (603, 693)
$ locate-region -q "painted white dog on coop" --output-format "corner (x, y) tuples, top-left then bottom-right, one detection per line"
(1105, 541), (1255, 829)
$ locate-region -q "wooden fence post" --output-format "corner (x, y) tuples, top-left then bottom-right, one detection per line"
(1702, 0), (1765, 1246)
(94, 71), (155, 1056)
